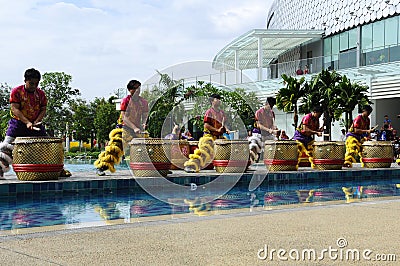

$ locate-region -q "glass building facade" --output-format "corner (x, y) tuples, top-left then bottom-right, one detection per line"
(324, 15), (400, 69)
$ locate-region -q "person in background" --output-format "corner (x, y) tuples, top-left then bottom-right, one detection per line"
(164, 124), (181, 140)
(340, 129), (346, 141)
(280, 130), (290, 140)
(296, 66), (303, 75)
(379, 124), (393, 141)
(383, 114), (393, 130)
(182, 130), (195, 141)
(304, 64), (310, 74)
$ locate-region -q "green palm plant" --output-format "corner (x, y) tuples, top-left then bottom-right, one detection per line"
(300, 69), (342, 140)
(145, 71), (186, 137)
(276, 74), (306, 129)
(333, 75), (372, 131)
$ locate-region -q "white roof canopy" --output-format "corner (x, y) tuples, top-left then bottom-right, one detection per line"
(212, 29), (324, 71)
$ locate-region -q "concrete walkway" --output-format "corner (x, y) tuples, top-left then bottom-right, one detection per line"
(0, 199), (399, 265)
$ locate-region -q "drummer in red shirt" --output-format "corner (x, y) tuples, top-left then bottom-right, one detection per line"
(292, 106), (324, 166)
(255, 97), (279, 141)
(344, 105), (375, 167)
(117, 80), (149, 139)
(184, 94), (229, 173)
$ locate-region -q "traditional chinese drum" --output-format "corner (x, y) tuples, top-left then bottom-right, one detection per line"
(170, 140), (189, 170)
(264, 140), (298, 171)
(213, 139), (250, 173)
(312, 141), (345, 170)
(129, 138), (172, 177)
(188, 141), (214, 170)
(361, 141), (393, 168)
(12, 137), (64, 181)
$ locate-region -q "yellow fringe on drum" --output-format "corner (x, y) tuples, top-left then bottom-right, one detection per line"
(344, 136), (364, 168)
(94, 128), (124, 173)
(184, 135), (215, 172)
(296, 141), (314, 168)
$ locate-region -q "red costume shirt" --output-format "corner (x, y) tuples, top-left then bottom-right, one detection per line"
(9, 85), (47, 122)
(255, 107), (275, 135)
(299, 113), (319, 135)
(118, 95), (149, 128)
(203, 107), (226, 136)
(350, 115), (370, 134)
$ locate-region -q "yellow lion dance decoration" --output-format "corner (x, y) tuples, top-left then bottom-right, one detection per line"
(94, 128), (124, 175)
(344, 136), (365, 167)
(184, 136), (214, 172)
(296, 141), (314, 169)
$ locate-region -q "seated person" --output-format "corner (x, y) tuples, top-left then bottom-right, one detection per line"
(383, 115), (393, 130)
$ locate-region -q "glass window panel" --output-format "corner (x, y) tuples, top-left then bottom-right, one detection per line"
(348, 28), (357, 49)
(385, 16), (398, 46)
(340, 31), (349, 51)
(332, 35), (340, 56)
(373, 20), (385, 49)
(362, 24), (373, 51)
(324, 38), (332, 56)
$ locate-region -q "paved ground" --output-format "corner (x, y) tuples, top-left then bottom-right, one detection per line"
(0, 198), (399, 265)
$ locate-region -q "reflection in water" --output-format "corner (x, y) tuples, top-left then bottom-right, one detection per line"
(95, 202), (121, 221)
(10, 206), (65, 231)
(0, 181), (399, 232)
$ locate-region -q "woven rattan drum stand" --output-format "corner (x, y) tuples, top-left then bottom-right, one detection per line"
(12, 137), (64, 181)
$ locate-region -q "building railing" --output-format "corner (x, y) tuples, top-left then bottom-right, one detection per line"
(140, 43), (400, 92)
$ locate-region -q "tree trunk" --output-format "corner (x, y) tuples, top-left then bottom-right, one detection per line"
(293, 105), (298, 129)
(324, 111), (331, 141)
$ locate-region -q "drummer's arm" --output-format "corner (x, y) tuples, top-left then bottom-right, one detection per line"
(303, 124), (322, 137)
(34, 105), (46, 125)
(256, 121), (274, 134)
(354, 128), (371, 135)
(205, 122), (220, 134)
(141, 111), (148, 130)
(11, 102), (34, 130)
(121, 111), (141, 133)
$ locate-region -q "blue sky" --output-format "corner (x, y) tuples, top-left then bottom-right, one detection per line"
(0, 0), (272, 100)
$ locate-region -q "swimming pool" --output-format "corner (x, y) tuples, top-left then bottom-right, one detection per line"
(6, 159), (130, 175)
(1, 179), (399, 234)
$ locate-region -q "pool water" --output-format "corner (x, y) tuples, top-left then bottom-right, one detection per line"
(6, 159), (130, 175)
(1, 179), (399, 233)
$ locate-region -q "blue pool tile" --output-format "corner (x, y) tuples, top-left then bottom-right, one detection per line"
(40, 183), (48, 192)
(0, 185), (9, 195)
(9, 184), (16, 193)
(54, 183), (63, 191)
(24, 183), (33, 193)
(48, 183), (55, 191)
(33, 183), (40, 192)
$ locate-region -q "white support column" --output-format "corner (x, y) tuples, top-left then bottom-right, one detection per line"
(356, 25), (361, 67)
(235, 50), (240, 84)
(258, 37), (263, 81)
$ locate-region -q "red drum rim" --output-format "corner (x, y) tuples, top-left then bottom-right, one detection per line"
(264, 159), (298, 166)
(361, 158), (393, 163)
(12, 164), (64, 172)
(213, 160), (249, 167)
(313, 159), (344, 165)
